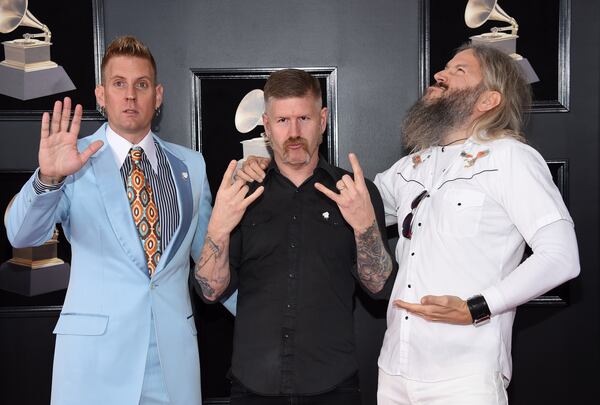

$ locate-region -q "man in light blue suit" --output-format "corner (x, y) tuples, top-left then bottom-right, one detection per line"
(6, 36), (212, 404)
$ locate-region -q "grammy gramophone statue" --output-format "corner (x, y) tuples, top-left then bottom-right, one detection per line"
(464, 0), (539, 83)
(235, 88), (271, 161)
(0, 0), (75, 100)
(0, 198), (70, 296)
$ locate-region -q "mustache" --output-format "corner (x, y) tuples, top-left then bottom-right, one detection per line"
(283, 137), (308, 149)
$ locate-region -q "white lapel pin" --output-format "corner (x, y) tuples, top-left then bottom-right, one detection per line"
(181, 172), (189, 180)
(322, 211), (330, 220)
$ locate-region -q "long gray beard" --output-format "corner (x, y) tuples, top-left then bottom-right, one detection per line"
(401, 84), (485, 152)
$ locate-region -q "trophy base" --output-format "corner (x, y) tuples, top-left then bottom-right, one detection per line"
(0, 261), (70, 297)
(241, 136), (271, 159)
(470, 33), (518, 55)
(0, 64), (76, 100)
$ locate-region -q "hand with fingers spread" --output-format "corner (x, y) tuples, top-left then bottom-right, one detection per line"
(314, 153), (376, 233)
(195, 160), (264, 301)
(393, 295), (472, 325)
(38, 97), (104, 183)
(236, 155), (270, 183)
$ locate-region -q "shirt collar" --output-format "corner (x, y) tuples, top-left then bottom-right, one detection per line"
(105, 125), (158, 173)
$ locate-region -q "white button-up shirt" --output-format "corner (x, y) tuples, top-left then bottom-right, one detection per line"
(105, 125), (158, 173)
(375, 137), (574, 382)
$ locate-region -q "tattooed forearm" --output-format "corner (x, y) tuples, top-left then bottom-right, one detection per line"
(196, 236), (221, 269)
(356, 220), (393, 294)
(194, 235), (230, 300)
(196, 275), (216, 298)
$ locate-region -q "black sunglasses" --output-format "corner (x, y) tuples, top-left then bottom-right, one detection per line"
(401, 190), (428, 239)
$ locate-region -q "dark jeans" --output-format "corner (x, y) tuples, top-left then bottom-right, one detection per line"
(229, 374), (362, 405)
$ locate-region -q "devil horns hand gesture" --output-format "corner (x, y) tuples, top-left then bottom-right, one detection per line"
(314, 153), (376, 232)
(208, 160), (265, 237)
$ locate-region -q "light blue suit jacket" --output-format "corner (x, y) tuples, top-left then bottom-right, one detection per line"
(6, 124), (212, 405)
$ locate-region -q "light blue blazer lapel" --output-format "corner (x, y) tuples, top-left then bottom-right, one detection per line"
(89, 125), (147, 273)
(154, 138), (193, 274)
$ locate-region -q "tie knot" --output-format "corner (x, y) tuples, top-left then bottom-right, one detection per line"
(129, 147), (144, 164)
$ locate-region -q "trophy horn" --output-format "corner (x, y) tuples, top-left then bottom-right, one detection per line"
(235, 89), (265, 134)
(465, 0), (518, 35)
(0, 0), (51, 42)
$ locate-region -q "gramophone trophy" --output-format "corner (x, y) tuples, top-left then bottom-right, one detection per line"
(0, 195), (70, 296)
(465, 0), (539, 83)
(235, 88), (271, 160)
(0, 0), (75, 100)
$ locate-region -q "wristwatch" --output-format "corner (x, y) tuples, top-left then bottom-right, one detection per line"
(467, 294), (491, 326)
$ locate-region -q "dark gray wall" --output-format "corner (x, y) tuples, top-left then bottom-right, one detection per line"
(0, 1), (598, 404)
(101, 0), (416, 179)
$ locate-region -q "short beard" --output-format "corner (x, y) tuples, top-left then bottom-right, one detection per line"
(401, 84), (486, 152)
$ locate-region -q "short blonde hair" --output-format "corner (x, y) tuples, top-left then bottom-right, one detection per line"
(101, 36), (157, 83)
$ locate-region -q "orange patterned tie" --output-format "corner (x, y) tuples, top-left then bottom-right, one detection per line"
(127, 147), (161, 276)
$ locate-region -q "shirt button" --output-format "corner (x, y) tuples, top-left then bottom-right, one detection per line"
(286, 304), (292, 309)
(405, 316), (409, 320)
(411, 252), (415, 256)
(418, 223), (422, 227)
(290, 242), (296, 248)
(284, 334), (289, 339)
(408, 284), (411, 288)
(292, 215), (297, 221)
(288, 273), (295, 279)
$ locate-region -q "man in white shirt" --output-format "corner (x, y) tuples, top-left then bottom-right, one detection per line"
(374, 44), (580, 404)
(6, 36), (213, 404)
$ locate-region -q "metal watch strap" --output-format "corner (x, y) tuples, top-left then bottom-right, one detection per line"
(467, 294), (491, 326)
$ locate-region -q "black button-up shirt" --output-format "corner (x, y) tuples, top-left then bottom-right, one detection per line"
(226, 157), (394, 395)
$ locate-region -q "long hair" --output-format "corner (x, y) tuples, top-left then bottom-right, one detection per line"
(101, 36), (157, 83)
(459, 44), (532, 142)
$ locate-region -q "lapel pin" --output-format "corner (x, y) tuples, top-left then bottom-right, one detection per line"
(181, 172), (189, 180)
(322, 211), (330, 220)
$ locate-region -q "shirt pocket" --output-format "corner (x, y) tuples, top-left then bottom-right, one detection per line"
(438, 189), (485, 237)
(307, 206), (354, 260)
(53, 313), (109, 336)
(240, 211), (278, 259)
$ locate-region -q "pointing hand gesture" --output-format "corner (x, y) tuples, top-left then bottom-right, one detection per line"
(38, 97), (103, 182)
(314, 153), (376, 233)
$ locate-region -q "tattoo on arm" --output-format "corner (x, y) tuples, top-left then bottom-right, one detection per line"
(356, 220), (393, 294)
(195, 235), (229, 300)
(196, 236), (221, 268)
(197, 275), (216, 298)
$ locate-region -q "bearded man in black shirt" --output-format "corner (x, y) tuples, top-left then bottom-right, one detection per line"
(195, 68), (396, 405)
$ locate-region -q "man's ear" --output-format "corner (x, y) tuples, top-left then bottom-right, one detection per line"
(320, 107), (328, 132)
(261, 113), (270, 138)
(155, 84), (164, 109)
(477, 90), (502, 112)
(95, 85), (105, 107)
